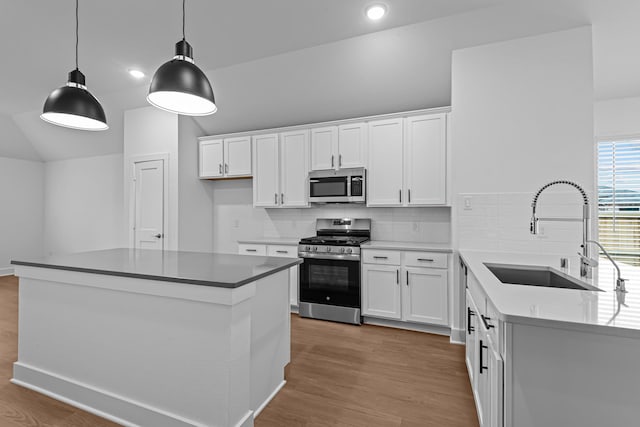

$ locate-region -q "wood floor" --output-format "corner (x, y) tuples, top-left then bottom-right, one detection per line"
(0, 275), (478, 427)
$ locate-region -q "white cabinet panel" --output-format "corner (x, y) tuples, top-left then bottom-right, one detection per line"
(238, 244), (267, 256)
(465, 289), (479, 391)
(280, 130), (309, 207)
(362, 249), (401, 266)
(362, 264), (402, 320)
(310, 126), (337, 171)
(338, 123), (367, 169)
(252, 134), (279, 207)
(488, 335), (503, 427)
(405, 114), (446, 205)
(402, 268), (448, 325)
(367, 118), (404, 206)
(224, 136), (252, 177)
(199, 139), (224, 178)
(404, 251), (448, 269)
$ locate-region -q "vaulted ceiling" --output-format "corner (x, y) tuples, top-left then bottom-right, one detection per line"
(1, 0), (639, 161)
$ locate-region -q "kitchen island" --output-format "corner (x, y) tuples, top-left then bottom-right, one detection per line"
(11, 248), (301, 427)
(460, 250), (640, 427)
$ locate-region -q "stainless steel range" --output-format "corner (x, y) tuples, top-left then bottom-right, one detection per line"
(298, 218), (371, 325)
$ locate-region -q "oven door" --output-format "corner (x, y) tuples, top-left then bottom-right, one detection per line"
(299, 257), (360, 308)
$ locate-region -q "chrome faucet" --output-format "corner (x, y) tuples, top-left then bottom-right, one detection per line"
(584, 240), (627, 292)
(530, 180), (594, 278)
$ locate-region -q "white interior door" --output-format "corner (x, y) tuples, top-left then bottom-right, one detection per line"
(134, 159), (165, 250)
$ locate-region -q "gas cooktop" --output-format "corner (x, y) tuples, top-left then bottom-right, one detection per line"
(299, 235), (370, 246)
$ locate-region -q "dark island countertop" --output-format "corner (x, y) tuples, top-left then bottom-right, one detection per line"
(12, 248), (302, 288)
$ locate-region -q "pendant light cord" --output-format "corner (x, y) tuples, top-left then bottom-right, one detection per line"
(75, 0), (79, 70)
(182, 0), (186, 40)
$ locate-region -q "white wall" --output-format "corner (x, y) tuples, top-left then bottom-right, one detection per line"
(0, 157), (44, 274)
(123, 107), (179, 250)
(211, 180), (451, 254)
(595, 96), (640, 139)
(177, 116), (212, 252)
(44, 154), (125, 256)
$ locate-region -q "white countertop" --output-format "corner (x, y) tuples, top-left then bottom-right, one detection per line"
(460, 250), (640, 338)
(238, 238), (300, 246)
(362, 241), (453, 253)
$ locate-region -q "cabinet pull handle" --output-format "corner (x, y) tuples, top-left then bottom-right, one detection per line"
(408, 189), (411, 203)
(339, 154), (342, 167)
(406, 271), (409, 285)
(467, 307), (475, 334)
(275, 193), (278, 204)
(417, 258), (434, 262)
(399, 189), (402, 203)
(276, 250), (288, 254)
(219, 164), (222, 174)
(331, 155), (334, 168)
(479, 340), (488, 374)
(373, 256), (388, 259)
(281, 193), (284, 204)
(246, 249), (257, 253)
(396, 269), (399, 284)
(225, 163), (229, 173)
(481, 315), (495, 329)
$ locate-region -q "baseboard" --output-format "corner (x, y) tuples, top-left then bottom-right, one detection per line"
(253, 380), (286, 418)
(12, 362), (238, 427)
(363, 317), (451, 336)
(0, 267), (14, 277)
(290, 305), (299, 314)
(449, 328), (466, 345)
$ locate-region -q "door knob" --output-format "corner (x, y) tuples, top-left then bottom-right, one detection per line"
(154, 234), (163, 238)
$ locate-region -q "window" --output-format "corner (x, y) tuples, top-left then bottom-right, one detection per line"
(598, 139), (640, 266)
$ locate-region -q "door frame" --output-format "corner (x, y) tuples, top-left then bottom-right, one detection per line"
(128, 153), (170, 250)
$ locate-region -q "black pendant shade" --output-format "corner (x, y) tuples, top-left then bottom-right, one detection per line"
(147, 40), (217, 116)
(41, 69), (108, 131)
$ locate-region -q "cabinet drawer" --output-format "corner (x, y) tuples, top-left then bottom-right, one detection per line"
(238, 244), (266, 256)
(404, 252), (447, 269)
(267, 245), (297, 258)
(467, 271), (486, 316)
(362, 250), (401, 265)
(485, 300), (501, 351)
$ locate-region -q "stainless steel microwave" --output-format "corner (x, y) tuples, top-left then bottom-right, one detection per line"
(308, 168), (366, 204)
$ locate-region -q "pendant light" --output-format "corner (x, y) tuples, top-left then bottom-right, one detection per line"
(41, 0), (108, 131)
(147, 0), (217, 116)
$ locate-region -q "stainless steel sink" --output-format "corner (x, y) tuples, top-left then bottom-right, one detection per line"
(484, 263), (601, 291)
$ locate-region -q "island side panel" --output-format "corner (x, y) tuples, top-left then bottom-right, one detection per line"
(250, 269), (290, 414)
(12, 269), (256, 427)
(506, 322), (640, 427)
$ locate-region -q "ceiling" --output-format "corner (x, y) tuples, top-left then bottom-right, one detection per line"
(1, 0), (640, 161)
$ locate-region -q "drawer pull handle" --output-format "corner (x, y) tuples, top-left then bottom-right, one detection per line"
(396, 269), (399, 284)
(418, 258), (434, 262)
(373, 256), (388, 259)
(481, 314), (495, 329)
(246, 249), (257, 252)
(467, 307), (475, 334)
(276, 250), (288, 254)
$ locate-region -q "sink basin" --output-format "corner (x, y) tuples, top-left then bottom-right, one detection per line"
(484, 263), (600, 291)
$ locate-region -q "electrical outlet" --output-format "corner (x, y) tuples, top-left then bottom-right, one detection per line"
(463, 196), (472, 210)
(233, 220), (240, 228)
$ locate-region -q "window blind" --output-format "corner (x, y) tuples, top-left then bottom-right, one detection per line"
(598, 139), (640, 266)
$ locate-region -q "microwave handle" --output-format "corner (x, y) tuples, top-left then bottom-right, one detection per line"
(309, 179), (320, 183)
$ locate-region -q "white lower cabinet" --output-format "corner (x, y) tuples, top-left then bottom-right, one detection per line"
(362, 249), (449, 326)
(238, 243), (299, 308)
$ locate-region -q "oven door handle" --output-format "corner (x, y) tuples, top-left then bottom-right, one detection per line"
(299, 253), (361, 261)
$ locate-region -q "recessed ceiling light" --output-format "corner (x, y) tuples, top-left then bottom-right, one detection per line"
(366, 4), (386, 21)
(128, 69), (145, 79)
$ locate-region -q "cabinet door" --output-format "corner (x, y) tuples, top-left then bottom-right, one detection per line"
(405, 114), (447, 205)
(338, 122), (367, 169)
(280, 130), (310, 207)
(367, 118), (404, 206)
(402, 268), (448, 326)
(465, 290), (478, 388)
(488, 336), (504, 427)
(476, 321), (490, 427)
(224, 136), (252, 177)
(267, 245), (299, 308)
(252, 134), (280, 207)
(310, 126), (338, 171)
(362, 264), (402, 320)
(199, 139), (224, 178)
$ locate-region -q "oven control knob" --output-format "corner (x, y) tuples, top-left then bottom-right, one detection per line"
(312, 246), (318, 252)
(327, 247), (332, 253)
(345, 248), (353, 254)
(304, 245), (310, 251)
(340, 247), (346, 254)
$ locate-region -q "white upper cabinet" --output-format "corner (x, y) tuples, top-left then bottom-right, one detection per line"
(224, 136), (252, 177)
(199, 139), (224, 178)
(404, 114), (447, 205)
(252, 133), (280, 207)
(310, 123), (367, 171)
(367, 118), (404, 206)
(279, 130), (310, 207)
(310, 126), (337, 171)
(199, 136), (252, 179)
